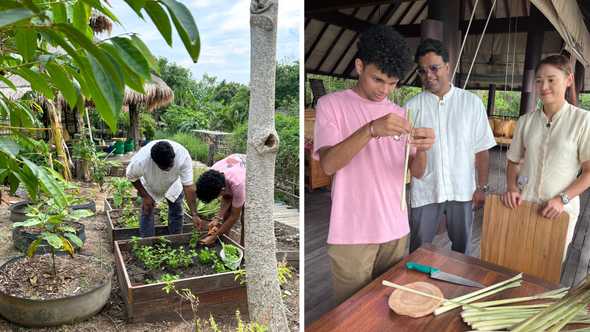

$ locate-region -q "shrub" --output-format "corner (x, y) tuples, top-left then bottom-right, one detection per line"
(155, 131), (208, 163)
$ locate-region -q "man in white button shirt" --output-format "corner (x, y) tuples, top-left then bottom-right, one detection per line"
(405, 39), (496, 254)
(126, 140), (202, 237)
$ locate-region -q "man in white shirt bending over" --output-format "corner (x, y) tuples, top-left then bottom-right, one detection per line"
(126, 140), (202, 237)
(405, 39), (496, 254)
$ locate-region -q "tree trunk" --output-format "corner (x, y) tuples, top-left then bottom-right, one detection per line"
(128, 105), (140, 151)
(245, 1), (288, 331)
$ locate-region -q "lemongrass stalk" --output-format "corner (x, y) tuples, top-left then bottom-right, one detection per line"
(433, 274), (522, 315)
(546, 302), (587, 332)
(435, 280), (522, 315)
(463, 310), (540, 323)
(512, 290), (590, 332)
(468, 287), (568, 308)
(462, 304), (550, 317)
(472, 318), (527, 329)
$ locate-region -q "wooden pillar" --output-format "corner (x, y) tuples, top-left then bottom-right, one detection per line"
(487, 84), (496, 116)
(519, 6), (545, 116)
(575, 60), (585, 106)
(128, 104), (140, 151)
(424, 0), (461, 84)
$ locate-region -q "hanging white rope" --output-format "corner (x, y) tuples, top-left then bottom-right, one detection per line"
(451, 0), (479, 83)
(463, 0), (498, 89)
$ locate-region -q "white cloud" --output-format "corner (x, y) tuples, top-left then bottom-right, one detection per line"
(220, 0), (301, 32)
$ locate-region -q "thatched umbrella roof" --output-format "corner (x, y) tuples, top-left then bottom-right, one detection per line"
(123, 74), (174, 112)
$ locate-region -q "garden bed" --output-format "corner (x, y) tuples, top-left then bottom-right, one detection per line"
(113, 233), (247, 323)
(105, 209), (194, 243)
(229, 220), (299, 266)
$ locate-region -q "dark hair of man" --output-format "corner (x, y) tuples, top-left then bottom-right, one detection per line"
(196, 169), (225, 203)
(150, 141), (175, 170)
(414, 38), (449, 63)
(357, 25), (412, 79)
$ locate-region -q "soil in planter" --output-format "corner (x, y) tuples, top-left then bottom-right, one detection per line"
(123, 242), (232, 286)
(0, 254), (109, 300)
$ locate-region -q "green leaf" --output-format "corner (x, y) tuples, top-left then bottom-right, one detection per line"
(51, 3), (67, 23)
(68, 209), (94, 220)
(27, 238), (43, 257)
(60, 225), (76, 233)
(64, 232), (83, 248)
(125, 0), (147, 16)
(0, 137), (19, 157)
(13, 218), (43, 228)
(81, 55), (120, 132)
(159, 0), (200, 63)
(13, 167), (38, 201)
(0, 8), (34, 28)
(99, 43), (146, 93)
(0, 168), (9, 183)
(144, 1), (172, 46)
(130, 34), (157, 69)
(73, 1), (92, 38)
(55, 24), (124, 91)
(111, 37), (151, 79)
(46, 62), (78, 108)
(21, 158), (67, 208)
(42, 232), (62, 249)
(12, 68), (54, 99)
(15, 28), (36, 62)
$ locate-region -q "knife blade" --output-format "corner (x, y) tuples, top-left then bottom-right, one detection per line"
(406, 262), (485, 288)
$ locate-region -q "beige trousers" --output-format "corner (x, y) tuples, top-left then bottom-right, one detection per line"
(327, 235), (407, 305)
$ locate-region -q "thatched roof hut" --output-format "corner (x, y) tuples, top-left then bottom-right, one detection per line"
(123, 74), (174, 112)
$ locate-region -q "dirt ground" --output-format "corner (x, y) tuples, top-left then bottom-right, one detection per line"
(0, 182), (300, 332)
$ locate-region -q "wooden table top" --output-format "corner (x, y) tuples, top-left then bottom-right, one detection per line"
(307, 244), (557, 332)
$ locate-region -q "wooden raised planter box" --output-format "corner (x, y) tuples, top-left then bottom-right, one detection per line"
(105, 209), (194, 244)
(114, 233), (247, 323)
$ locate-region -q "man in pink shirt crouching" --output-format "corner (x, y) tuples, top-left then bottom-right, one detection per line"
(313, 26), (435, 304)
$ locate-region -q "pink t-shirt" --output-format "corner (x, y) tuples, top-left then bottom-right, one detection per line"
(212, 154), (246, 207)
(313, 89), (413, 245)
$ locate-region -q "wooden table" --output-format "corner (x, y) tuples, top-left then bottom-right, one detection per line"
(307, 244), (557, 332)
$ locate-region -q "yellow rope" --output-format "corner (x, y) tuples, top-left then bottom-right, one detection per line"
(0, 125), (51, 131)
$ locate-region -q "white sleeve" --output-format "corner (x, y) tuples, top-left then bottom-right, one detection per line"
(179, 152), (194, 186)
(126, 158), (144, 182)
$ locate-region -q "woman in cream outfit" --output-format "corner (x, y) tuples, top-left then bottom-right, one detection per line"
(502, 54), (590, 258)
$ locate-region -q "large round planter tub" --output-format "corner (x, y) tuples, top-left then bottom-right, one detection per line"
(9, 200), (96, 223)
(0, 255), (112, 327)
(12, 221), (86, 254)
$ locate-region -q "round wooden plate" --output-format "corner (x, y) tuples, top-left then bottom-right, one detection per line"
(388, 281), (444, 318)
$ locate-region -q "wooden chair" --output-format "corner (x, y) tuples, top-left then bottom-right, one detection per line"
(481, 194), (568, 283)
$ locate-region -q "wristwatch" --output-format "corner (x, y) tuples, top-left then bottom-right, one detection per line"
(559, 192), (570, 205)
(477, 184), (489, 193)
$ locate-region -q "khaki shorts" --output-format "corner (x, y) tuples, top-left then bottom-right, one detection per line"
(327, 235), (408, 304)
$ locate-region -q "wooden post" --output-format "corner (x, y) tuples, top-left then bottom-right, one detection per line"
(575, 60), (585, 106)
(519, 6), (545, 116)
(427, 0), (460, 79)
(128, 104), (140, 151)
(487, 84), (496, 116)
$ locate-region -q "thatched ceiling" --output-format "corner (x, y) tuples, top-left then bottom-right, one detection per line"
(305, 0), (590, 91)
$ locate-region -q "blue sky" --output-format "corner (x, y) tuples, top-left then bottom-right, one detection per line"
(108, 1), (301, 84)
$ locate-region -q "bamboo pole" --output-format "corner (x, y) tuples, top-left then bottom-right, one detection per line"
(47, 102), (71, 180)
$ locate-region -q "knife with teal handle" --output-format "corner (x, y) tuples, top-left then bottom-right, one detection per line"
(406, 262), (484, 288)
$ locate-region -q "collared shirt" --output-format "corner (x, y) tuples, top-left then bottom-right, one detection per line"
(211, 154), (247, 208)
(126, 139), (193, 202)
(507, 102), (590, 217)
(405, 85), (496, 208)
(313, 89), (415, 245)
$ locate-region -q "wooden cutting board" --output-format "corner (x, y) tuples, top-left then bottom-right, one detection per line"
(481, 194), (568, 283)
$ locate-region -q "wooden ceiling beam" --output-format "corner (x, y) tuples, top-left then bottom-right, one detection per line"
(305, 0), (413, 14)
(306, 12), (553, 37)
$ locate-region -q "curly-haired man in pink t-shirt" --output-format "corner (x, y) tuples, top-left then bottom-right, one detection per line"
(313, 26), (435, 304)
